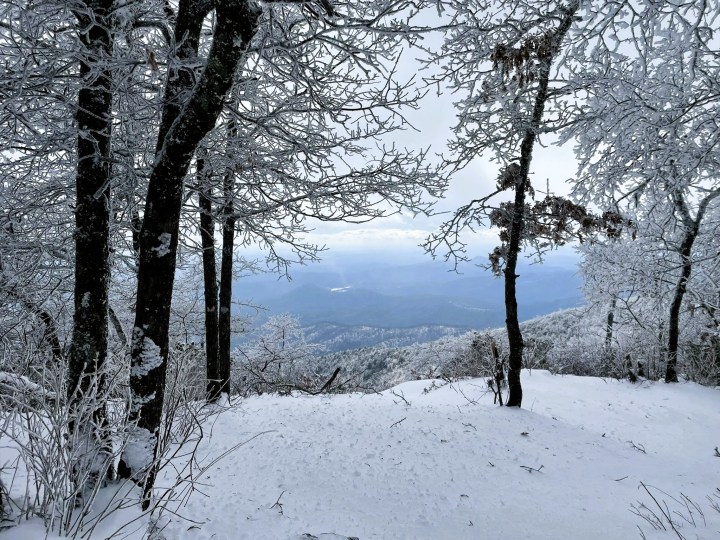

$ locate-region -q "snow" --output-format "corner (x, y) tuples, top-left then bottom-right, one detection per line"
(122, 427), (156, 475)
(153, 232), (172, 257)
(2, 371), (718, 539)
(330, 286), (352, 293)
(0, 372), (50, 395)
(130, 337), (163, 378)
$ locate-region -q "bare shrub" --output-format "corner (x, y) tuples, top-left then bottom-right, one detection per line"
(232, 314), (329, 396)
(684, 335), (720, 386)
(631, 482), (720, 540)
(0, 344), (247, 539)
(0, 350), (134, 537)
(441, 332), (499, 381)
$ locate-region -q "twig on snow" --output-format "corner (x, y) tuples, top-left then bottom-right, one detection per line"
(628, 440), (647, 454)
(390, 389), (411, 407)
(271, 490), (285, 515)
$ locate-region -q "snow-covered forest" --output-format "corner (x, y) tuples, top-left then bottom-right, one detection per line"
(1, 0), (718, 538)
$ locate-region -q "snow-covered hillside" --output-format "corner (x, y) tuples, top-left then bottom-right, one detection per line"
(315, 307), (610, 390)
(314, 303), (718, 390)
(5, 371), (717, 539)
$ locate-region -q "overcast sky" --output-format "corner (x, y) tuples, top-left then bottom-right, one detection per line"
(295, 38), (580, 269)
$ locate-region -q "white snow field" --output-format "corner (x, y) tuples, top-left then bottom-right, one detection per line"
(2, 370), (719, 539)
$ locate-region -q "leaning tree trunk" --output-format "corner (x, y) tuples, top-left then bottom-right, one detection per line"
(117, 0), (208, 485)
(197, 153), (221, 401)
(503, 3), (577, 408)
(66, 0), (114, 488)
(118, 0), (260, 506)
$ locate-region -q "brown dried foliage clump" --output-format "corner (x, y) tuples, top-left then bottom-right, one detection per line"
(496, 162), (522, 191)
(487, 194), (632, 274)
(490, 30), (559, 87)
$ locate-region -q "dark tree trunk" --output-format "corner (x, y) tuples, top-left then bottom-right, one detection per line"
(108, 305), (127, 348)
(603, 296), (617, 373)
(665, 230), (697, 382)
(66, 0), (114, 487)
(117, 0), (208, 485)
(503, 185), (525, 408)
(605, 297), (617, 350)
(217, 165), (236, 397)
(68, 0), (113, 400)
(503, 3), (577, 408)
(197, 154), (221, 401)
(664, 189), (719, 382)
(118, 0), (260, 505)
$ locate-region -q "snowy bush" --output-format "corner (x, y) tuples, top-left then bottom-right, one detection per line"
(685, 335), (720, 387)
(0, 351), (133, 537)
(440, 332), (500, 381)
(166, 343), (206, 403)
(0, 343), (237, 538)
(232, 314), (328, 396)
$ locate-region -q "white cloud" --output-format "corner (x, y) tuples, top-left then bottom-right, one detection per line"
(303, 224), (500, 261)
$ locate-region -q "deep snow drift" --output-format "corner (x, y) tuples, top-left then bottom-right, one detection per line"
(3, 370), (719, 539)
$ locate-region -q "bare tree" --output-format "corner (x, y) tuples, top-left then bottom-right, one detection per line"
(424, 0), (582, 407)
(182, 0), (443, 402)
(234, 313), (324, 396)
(568, 0), (720, 382)
(118, 0), (262, 502)
(0, 2), (78, 361)
(65, 0), (115, 490)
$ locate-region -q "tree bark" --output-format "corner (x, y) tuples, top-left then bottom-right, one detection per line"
(665, 237), (695, 382)
(504, 2), (577, 407)
(66, 0), (114, 488)
(197, 154), (221, 401)
(665, 190), (720, 382)
(605, 297), (617, 350)
(118, 0), (260, 505)
(67, 0), (113, 400)
(217, 124), (238, 398)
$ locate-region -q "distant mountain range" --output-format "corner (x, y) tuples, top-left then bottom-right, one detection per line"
(234, 255), (583, 352)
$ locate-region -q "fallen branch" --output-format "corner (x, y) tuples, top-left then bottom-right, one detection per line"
(271, 490), (285, 515)
(308, 367), (341, 395)
(628, 441), (647, 454)
(390, 389), (411, 407)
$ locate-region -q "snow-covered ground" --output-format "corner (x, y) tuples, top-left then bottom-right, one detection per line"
(3, 371), (719, 539)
